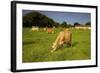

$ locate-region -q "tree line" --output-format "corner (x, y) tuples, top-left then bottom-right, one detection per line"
(23, 11), (91, 28)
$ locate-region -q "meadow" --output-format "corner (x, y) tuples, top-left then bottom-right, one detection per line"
(22, 28), (91, 63)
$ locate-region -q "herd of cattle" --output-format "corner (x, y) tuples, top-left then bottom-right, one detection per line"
(74, 26), (91, 30)
(31, 26), (90, 32)
(31, 26), (90, 52)
(31, 26), (54, 33)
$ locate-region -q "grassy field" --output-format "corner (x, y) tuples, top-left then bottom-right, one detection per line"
(22, 28), (91, 63)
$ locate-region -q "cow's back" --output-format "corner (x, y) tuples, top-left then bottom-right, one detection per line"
(64, 30), (72, 43)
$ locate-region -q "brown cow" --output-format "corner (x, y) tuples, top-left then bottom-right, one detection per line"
(47, 28), (53, 33)
(43, 27), (55, 33)
(51, 29), (72, 52)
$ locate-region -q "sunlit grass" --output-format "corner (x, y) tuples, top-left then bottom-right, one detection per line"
(22, 28), (91, 63)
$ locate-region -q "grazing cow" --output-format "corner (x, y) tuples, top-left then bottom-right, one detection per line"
(51, 29), (72, 52)
(75, 26), (91, 30)
(46, 28), (54, 33)
(31, 26), (39, 31)
(43, 28), (47, 31)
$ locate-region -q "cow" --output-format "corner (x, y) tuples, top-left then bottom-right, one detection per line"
(31, 26), (39, 31)
(51, 29), (72, 52)
(75, 26), (91, 30)
(46, 28), (54, 33)
(43, 28), (47, 31)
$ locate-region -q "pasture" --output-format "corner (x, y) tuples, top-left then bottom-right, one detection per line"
(22, 28), (91, 63)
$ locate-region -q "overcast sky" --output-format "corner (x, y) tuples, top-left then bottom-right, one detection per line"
(23, 10), (91, 25)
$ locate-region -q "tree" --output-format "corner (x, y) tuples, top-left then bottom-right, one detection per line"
(74, 22), (80, 27)
(67, 24), (73, 28)
(85, 22), (91, 26)
(54, 22), (60, 27)
(23, 11), (55, 27)
(61, 21), (67, 28)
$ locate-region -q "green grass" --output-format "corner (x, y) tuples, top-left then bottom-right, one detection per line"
(22, 28), (91, 63)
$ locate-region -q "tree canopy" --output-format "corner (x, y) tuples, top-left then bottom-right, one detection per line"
(74, 22), (81, 27)
(23, 11), (55, 27)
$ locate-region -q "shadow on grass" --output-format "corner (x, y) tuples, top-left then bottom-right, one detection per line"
(71, 41), (78, 47)
(23, 41), (36, 45)
(54, 41), (78, 51)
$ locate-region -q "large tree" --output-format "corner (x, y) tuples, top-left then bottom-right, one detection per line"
(23, 11), (55, 27)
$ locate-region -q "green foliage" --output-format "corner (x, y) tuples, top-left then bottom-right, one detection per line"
(67, 24), (73, 28)
(23, 28), (91, 62)
(23, 12), (55, 27)
(85, 22), (91, 26)
(74, 22), (81, 26)
(61, 21), (68, 28)
(54, 22), (60, 27)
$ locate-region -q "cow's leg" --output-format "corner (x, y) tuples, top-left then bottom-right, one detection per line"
(59, 41), (64, 47)
(51, 38), (60, 53)
(51, 41), (59, 53)
(66, 42), (72, 47)
(51, 47), (57, 53)
(51, 32), (64, 52)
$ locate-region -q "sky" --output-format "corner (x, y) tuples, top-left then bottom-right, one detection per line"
(23, 10), (91, 25)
